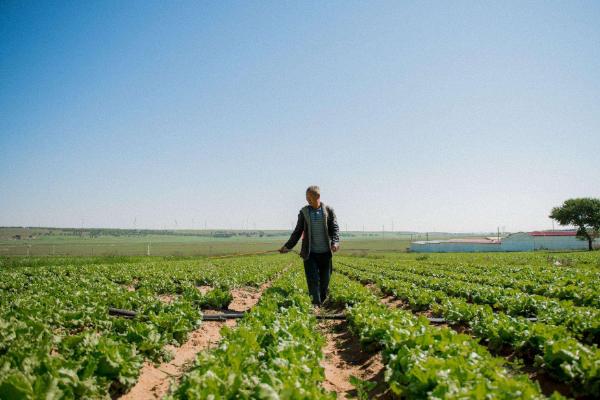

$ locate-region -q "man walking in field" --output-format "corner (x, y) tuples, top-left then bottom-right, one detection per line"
(280, 186), (340, 306)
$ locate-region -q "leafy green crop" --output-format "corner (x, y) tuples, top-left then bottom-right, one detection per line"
(327, 273), (556, 399)
(167, 267), (334, 400)
(0, 255), (291, 399)
(2, 251), (598, 398)
(335, 253), (600, 398)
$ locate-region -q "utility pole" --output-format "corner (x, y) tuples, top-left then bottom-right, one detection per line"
(382, 225), (385, 239)
(147, 242), (151, 256)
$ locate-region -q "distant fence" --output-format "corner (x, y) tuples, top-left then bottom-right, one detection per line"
(0, 238), (411, 257)
(0, 242), (279, 257)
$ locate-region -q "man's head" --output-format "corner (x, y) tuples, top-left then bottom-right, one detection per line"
(306, 185), (321, 209)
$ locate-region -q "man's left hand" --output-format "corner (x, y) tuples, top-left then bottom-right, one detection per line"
(331, 243), (339, 252)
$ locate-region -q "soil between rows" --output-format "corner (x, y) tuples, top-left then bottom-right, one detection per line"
(361, 279), (579, 399)
(121, 264), (395, 400)
(317, 306), (391, 399)
(119, 283), (269, 400)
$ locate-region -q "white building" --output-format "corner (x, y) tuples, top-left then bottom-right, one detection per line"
(502, 231), (591, 251)
(410, 230), (595, 253)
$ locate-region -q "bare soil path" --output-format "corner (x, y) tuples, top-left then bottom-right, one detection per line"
(120, 281), (271, 400)
(318, 309), (389, 399)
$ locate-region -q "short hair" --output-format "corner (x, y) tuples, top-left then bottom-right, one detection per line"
(306, 185), (320, 197)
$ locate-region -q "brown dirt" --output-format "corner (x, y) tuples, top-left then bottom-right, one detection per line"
(365, 283), (379, 292)
(125, 279), (139, 292)
(380, 295), (407, 309)
(229, 284), (267, 311)
(121, 263), (293, 400)
(196, 285), (212, 295)
(318, 318), (390, 399)
(527, 370), (575, 399)
(450, 323), (470, 333)
(157, 294), (176, 304)
(415, 309), (435, 318)
(119, 286), (267, 400)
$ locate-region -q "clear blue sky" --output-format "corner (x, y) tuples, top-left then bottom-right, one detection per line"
(1, 1), (599, 232)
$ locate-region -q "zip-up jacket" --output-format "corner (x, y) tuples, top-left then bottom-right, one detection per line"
(284, 203), (340, 260)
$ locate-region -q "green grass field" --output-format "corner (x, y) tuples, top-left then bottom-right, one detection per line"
(0, 227), (489, 257)
(0, 237), (413, 257)
(0, 229), (414, 256)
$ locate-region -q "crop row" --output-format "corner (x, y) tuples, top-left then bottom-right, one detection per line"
(325, 272), (559, 399)
(0, 255), (290, 399)
(166, 266), (333, 399)
(335, 262), (600, 397)
(337, 260), (600, 346)
(337, 256), (600, 307)
(371, 252), (600, 278)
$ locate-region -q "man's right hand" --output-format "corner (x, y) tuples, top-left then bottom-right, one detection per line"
(279, 246), (290, 254)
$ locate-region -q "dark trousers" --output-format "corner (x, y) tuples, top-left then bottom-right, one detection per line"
(303, 252), (333, 305)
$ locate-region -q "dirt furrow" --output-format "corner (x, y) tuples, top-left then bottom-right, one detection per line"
(360, 279), (575, 399)
(318, 311), (388, 399)
(120, 281), (271, 400)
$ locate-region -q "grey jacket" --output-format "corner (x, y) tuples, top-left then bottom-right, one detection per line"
(284, 203), (340, 260)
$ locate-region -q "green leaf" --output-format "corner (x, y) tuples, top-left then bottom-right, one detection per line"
(0, 371), (34, 400)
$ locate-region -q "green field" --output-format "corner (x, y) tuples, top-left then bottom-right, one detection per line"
(1, 251), (599, 399)
(0, 235), (413, 256)
(0, 227), (501, 257)
(0, 227), (439, 256)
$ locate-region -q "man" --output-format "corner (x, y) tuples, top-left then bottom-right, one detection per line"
(280, 186), (340, 306)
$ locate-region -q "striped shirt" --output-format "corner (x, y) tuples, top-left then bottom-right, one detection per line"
(309, 206), (329, 253)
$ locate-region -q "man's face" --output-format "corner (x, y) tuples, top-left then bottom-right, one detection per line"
(306, 192), (320, 208)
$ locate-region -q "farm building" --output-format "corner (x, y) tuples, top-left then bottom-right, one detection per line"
(410, 230), (595, 253)
(409, 237), (501, 253)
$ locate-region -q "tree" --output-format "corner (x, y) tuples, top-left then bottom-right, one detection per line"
(550, 198), (600, 251)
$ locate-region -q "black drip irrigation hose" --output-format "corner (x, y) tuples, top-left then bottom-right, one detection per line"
(108, 308), (137, 318)
(202, 312), (348, 321)
(108, 307), (537, 323)
(108, 307), (346, 321)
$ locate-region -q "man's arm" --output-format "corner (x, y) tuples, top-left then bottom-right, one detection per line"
(328, 207), (340, 251)
(280, 211), (304, 252)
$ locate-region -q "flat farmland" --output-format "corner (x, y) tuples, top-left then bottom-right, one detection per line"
(0, 228), (414, 256)
(1, 252), (598, 399)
